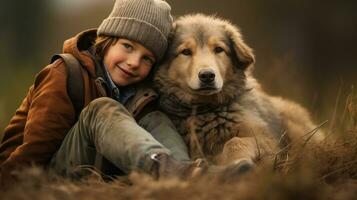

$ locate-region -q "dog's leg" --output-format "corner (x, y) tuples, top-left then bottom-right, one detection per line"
(217, 136), (278, 165)
(216, 137), (257, 165)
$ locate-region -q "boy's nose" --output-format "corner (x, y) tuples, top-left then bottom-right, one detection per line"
(127, 54), (141, 68)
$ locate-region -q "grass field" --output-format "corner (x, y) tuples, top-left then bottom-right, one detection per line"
(1, 104), (356, 200)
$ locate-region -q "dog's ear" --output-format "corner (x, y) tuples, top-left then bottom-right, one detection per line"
(224, 23), (255, 71)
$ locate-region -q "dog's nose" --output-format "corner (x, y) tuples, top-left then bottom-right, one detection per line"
(199, 69), (215, 84)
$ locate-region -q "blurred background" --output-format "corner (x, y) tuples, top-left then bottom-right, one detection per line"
(1, 0), (356, 138)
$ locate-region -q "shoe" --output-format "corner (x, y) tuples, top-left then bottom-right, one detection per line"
(149, 153), (202, 180)
(149, 153), (254, 181)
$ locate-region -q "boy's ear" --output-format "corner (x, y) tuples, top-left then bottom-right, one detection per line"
(158, 22), (177, 65)
(167, 22), (177, 44)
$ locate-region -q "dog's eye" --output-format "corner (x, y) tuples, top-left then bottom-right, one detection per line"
(214, 46), (224, 54)
(181, 49), (192, 56)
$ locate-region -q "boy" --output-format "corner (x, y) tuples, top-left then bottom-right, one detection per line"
(0, 0), (198, 182)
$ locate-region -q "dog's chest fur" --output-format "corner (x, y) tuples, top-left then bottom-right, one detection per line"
(159, 95), (245, 159)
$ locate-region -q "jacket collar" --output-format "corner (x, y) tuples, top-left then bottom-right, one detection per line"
(62, 29), (98, 78)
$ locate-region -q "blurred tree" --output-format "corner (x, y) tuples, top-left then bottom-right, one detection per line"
(0, 0), (51, 67)
(1, 0), (356, 135)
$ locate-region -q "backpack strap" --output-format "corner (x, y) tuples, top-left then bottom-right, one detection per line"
(51, 54), (84, 120)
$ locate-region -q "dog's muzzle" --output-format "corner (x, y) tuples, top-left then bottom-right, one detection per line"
(199, 69), (215, 83)
(198, 69), (217, 91)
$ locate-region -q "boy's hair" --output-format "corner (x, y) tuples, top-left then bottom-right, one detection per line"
(94, 36), (119, 60)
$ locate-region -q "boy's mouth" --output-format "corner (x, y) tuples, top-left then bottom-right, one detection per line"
(116, 65), (137, 77)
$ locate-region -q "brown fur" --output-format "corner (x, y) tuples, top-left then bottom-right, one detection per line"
(154, 14), (324, 165)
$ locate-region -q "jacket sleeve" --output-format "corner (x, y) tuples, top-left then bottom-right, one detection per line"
(1, 60), (76, 171)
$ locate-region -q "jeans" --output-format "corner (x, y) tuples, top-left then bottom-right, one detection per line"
(50, 97), (189, 178)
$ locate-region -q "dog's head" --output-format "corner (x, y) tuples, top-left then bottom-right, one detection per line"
(155, 14), (255, 104)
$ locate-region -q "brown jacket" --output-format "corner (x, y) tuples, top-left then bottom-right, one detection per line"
(0, 29), (158, 174)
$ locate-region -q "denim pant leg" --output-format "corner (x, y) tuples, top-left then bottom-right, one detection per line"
(138, 111), (190, 162)
(50, 97), (170, 178)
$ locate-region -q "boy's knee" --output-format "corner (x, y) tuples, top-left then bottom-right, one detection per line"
(81, 97), (128, 118)
(89, 97), (118, 108)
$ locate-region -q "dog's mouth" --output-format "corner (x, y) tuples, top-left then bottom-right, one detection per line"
(198, 86), (216, 91)
(193, 85), (220, 95)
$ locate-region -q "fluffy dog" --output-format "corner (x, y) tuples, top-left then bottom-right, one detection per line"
(154, 14), (324, 166)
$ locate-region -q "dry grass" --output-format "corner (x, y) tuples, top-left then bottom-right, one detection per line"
(1, 95), (357, 200)
(2, 131), (356, 200)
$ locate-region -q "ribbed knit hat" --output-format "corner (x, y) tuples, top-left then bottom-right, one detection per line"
(97, 0), (173, 61)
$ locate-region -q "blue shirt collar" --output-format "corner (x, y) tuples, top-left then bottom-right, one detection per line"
(102, 63), (136, 104)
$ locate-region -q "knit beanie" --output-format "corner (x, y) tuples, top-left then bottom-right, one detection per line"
(97, 0), (173, 61)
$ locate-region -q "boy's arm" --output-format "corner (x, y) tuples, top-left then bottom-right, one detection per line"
(1, 60), (76, 172)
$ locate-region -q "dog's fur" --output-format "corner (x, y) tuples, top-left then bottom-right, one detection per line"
(154, 14), (324, 165)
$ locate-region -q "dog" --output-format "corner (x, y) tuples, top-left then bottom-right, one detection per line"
(154, 14), (324, 166)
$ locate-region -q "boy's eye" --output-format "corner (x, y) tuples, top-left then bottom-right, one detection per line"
(143, 56), (155, 65)
(122, 43), (133, 50)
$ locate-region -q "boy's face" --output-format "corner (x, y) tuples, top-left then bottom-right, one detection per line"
(103, 39), (156, 86)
